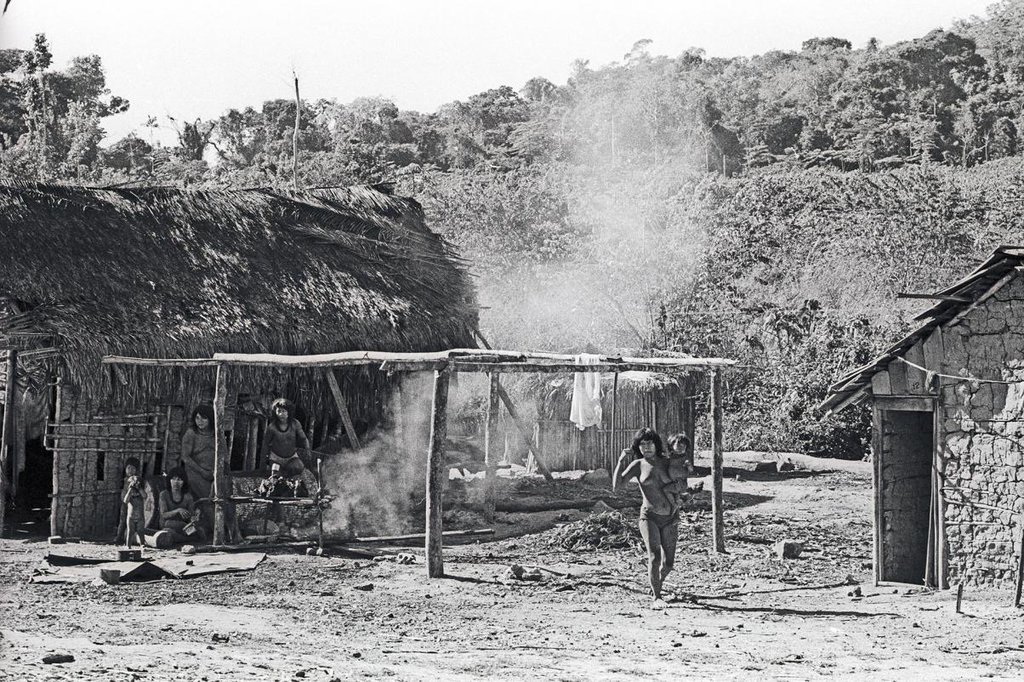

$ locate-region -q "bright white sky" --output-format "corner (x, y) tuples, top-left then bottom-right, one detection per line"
(0, 0), (996, 145)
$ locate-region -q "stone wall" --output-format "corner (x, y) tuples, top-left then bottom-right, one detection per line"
(940, 276), (1024, 588)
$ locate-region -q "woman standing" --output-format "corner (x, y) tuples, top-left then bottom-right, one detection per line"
(179, 405), (216, 502)
(613, 427), (678, 608)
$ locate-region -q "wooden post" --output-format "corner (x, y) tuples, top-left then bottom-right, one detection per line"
(494, 381), (554, 482)
(609, 372), (619, 471)
(872, 405), (884, 585)
(0, 349), (17, 536)
(710, 369), (725, 553)
(484, 373), (499, 521)
(50, 377), (62, 537)
(326, 369), (361, 450)
(425, 367), (451, 578)
(292, 72), (301, 190)
(212, 363), (229, 546)
(1014, 523), (1024, 608)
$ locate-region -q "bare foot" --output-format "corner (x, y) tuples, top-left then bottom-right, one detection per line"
(651, 598), (668, 610)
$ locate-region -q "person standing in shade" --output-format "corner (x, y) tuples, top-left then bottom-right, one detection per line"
(613, 427), (678, 608)
(261, 397), (310, 479)
(180, 404), (216, 504)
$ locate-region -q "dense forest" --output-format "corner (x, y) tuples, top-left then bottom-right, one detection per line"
(4, 2), (1024, 456)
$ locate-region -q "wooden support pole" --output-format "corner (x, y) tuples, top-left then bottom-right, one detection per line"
(484, 372), (499, 521)
(872, 405), (884, 585)
(50, 377), (62, 537)
(494, 381), (554, 482)
(710, 369), (725, 553)
(609, 372), (619, 471)
(425, 367), (451, 578)
(325, 369), (361, 450)
(212, 363), (229, 546)
(0, 349), (17, 536)
(1014, 523), (1024, 608)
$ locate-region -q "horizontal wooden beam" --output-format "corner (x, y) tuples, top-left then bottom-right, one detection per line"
(102, 356), (220, 367)
(874, 395), (935, 412)
(895, 292), (971, 303)
(106, 349), (736, 373)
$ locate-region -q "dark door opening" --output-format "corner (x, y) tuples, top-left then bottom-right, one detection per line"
(15, 436), (53, 511)
(880, 409), (933, 584)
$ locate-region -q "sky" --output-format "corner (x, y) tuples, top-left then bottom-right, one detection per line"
(0, 0), (997, 145)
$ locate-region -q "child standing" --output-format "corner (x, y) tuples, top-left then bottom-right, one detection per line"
(121, 457), (146, 548)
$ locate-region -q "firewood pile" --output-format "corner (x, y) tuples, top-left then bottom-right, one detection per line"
(545, 511), (643, 552)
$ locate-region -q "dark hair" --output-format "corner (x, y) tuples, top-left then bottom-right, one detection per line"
(666, 433), (691, 454)
(190, 404), (215, 431)
(270, 397), (295, 418)
(629, 428), (664, 459)
(124, 456), (141, 471)
(165, 466), (189, 493)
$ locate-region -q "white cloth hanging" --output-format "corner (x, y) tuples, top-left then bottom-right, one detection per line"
(569, 354), (603, 430)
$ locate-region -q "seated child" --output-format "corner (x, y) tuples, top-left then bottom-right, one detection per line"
(121, 457), (146, 548)
(664, 433), (703, 514)
(159, 467), (201, 543)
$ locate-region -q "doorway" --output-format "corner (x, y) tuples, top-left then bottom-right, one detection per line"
(879, 409), (934, 584)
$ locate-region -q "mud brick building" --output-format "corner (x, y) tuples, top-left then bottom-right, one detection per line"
(823, 246), (1024, 590)
(0, 184), (477, 538)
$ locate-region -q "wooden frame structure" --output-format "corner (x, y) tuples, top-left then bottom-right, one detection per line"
(104, 348), (735, 577)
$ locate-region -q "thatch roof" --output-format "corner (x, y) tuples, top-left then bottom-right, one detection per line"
(820, 245), (1024, 414)
(0, 184), (477, 402)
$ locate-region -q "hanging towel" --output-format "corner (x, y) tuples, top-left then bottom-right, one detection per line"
(569, 354), (603, 430)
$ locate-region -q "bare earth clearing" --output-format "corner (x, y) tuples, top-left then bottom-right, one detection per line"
(2, 453), (1023, 681)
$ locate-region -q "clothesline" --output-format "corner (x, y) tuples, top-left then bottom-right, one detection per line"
(896, 356), (1021, 386)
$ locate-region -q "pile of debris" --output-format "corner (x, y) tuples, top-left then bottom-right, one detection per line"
(545, 511), (643, 552)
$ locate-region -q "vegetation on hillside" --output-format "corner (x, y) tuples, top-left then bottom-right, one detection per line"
(5, 3), (1024, 456)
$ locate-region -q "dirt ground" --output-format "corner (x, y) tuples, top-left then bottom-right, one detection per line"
(3, 452), (1024, 681)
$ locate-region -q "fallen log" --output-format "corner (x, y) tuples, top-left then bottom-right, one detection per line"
(194, 540), (315, 553)
(348, 528), (495, 544)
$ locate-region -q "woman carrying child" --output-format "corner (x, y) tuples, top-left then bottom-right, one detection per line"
(612, 427), (678, 608)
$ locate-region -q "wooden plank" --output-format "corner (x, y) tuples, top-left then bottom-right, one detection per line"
(483, 373), (499, 521)
(50, 380), (62, 537)
(425, 368), (451, 578)
(872, 406), (884, 585)
(887, 358), (908, 395)
(922, 328), (944, 375)
(946, 271), (1017, 328)
(212, 363), (228, 546)
(871, 370), (892, 395)
(904, 343), (927, 394)
(873, 396), (935, 412)
(494, 381), (554, 482)
(710, 369), (725, 554)
(325, 369), (361, 450)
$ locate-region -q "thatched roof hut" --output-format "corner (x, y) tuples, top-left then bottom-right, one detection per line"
(0, 184), (478, 535)
(0, 183), (478, 402)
